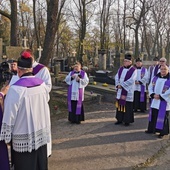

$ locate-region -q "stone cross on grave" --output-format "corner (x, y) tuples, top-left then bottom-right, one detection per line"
(37, 46), (43, 62)
(22, 36), (28, 49)
(72, 49), (76, 57)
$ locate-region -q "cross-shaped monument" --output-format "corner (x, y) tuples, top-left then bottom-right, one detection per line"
(22, 36), (28, 49)
(37, 46), (43, 62)
(72, 49), (76, 57)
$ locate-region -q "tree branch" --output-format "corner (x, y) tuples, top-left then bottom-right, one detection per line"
(0, 9), (11, 20)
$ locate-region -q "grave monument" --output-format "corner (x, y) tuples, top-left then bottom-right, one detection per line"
(98, 49), (107, 70)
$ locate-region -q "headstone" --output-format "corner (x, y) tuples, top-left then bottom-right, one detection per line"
(37, 46), (43, 62)
(67, 56), (76, 70)
(6, 46), (23, 60)
(54, 59), (65, 71)
(54, 62), (61, 77)
(72, 49), (76, 57)
(93, 70), (115, 85)
(22, 36), (28, 49)
(98, 49), (107, 70)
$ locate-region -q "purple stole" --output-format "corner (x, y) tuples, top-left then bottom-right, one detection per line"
(149, 76), (170, 130)
(140, 67), (146, 102)
(33, 63), (45, 75)
(13, 77), (43, 87)
(153, 65), (159, 76)
(67, 70), (85, 115)
(0, 93), (10, 170)
(117, 66), (136, 108)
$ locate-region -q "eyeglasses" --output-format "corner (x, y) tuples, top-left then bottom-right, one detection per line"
(160, 60), (165, 62)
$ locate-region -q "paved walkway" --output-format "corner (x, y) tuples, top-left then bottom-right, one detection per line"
(48, 108), (170, 170)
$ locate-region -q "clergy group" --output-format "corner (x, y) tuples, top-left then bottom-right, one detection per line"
(115, 54), (170, 139)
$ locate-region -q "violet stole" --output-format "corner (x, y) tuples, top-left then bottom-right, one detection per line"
(140, 67), (146, 102)
(149, 77), (170, 129)
(67, 70), (85, 115)
(33, 63), (45, 75)
(117, 66), (136, 106)
(153, 65), (159, 77)
(13, 77), (43, 87)
(156, 80), (170, 130)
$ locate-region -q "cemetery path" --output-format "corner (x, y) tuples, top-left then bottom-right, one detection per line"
(48, 100), (170, 170)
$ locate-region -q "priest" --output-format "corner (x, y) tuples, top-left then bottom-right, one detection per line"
(115, 54), (137, 126)
(133, 58), (148, 112)
(0, 52), (51, 169)
(145, 64), (170, 138)
(65, 62), (89, 124)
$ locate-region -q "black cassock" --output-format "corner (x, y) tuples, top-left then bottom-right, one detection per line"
(133, 91), (147, 112)
(116, 101), (134, 124)
(147, 108), (169, 135)
(68, 101), (84, 123)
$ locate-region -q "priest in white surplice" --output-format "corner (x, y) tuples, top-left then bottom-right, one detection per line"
(133, 58), (148, 112)
(65, 62), (89, 124)
(9, 49), (52, 158)
(0, 52), (51, 170)
(145, 64), (170, 138)
(115, 54), (137, 126)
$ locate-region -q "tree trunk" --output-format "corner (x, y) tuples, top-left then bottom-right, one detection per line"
(134, 27), (139, 58)
(40, 0), (58, 66)
(10, 0), (18, 46)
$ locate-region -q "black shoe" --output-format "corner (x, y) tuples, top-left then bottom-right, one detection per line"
(124, 123), (129, 126)
(134, 109), (138, 112)
(115, 121), (122, 125)
(145, 130), (153, 134)
(140, 110), (145, 113)
(158, 134), (164, 139)
(76, 121), (81, 124)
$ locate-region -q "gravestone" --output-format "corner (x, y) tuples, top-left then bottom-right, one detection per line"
(54, 59), (66, 71)
(98, 49), (107, 70)
(93, 70), (115, 85)
(22, 36), (28, 49)
(37, 46), (43, 62)
(67, 56), (76, 70)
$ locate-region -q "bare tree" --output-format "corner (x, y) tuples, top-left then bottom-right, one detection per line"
(40, 0), (66, 66)
(126, 0), (153, 58)
(0, 0), (18, 46)
(99, 0), (114, 50)
(69, 0), (96, 62)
